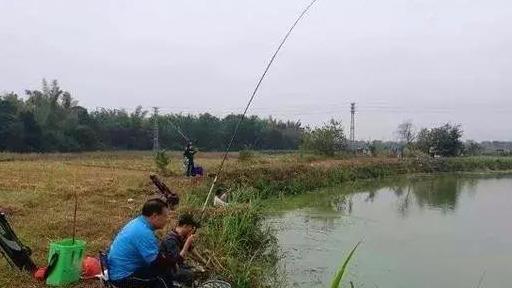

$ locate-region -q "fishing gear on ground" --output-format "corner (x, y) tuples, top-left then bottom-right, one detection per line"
(1, 213), (90, 285)
(150, 174), (180, 208)
(0, 212), (37, 273)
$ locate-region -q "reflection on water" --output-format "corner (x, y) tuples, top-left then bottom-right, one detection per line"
(333, 175), (486, 216)
(271, 174), (512, 288)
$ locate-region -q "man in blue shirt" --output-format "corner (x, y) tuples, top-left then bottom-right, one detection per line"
(108, 198), (171, 288)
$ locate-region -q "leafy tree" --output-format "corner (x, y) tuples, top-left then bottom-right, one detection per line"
(415, 124), (464, 157)
(0, 97), (23, 151)
(463, 140), (482, 156)
(301, 119), (347, 156)
(19, 110), (42, 152)
(0, 79), (305, 153)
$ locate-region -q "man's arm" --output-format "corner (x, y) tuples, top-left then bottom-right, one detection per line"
(180, 234), (195, 258)
(161, 237), (184, 266)
(135, 232), (159, 265)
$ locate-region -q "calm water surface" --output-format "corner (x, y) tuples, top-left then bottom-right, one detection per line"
(269, 174), (512, 288)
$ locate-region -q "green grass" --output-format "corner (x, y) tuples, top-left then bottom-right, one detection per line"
(194, 206), (280, 287)
(178, 184), (281, 288)
(330, 242), (361, 288)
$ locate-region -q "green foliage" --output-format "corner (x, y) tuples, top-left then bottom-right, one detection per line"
(197, 205), (279, 288)
(154, 150), (171, 176)
(0, 80), (304, 153)
(301, 119), (347, 156)
(330, 242), (361, 288)
(464, 140), (482, 156)
(416, 123), (464, 157)
(368, 140), (389, 156)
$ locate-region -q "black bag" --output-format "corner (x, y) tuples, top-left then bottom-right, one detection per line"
(0, 213), (37, 272)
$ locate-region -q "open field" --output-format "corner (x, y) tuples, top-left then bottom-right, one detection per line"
(1, 151), (512, 287)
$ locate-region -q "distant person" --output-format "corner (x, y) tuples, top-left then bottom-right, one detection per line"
(184, 142), (197, 177)
(160, 213), (201, 287)
(107, 199), (173, 288)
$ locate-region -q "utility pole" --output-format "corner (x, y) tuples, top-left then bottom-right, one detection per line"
(350, 102), (356, 149)
(152, 107), (160, 152)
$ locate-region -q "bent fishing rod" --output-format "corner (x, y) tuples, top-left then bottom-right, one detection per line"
(166, 117), (190, 143)
(200, 0), (320, 217)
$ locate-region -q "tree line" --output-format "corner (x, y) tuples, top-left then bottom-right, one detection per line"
(1, 80), (509, 156)
(0, 80), (303, 152)
(300, 119), (500, 158)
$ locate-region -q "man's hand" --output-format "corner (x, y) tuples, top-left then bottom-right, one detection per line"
(181, 233), (197, 258)
(186, 233), (197, 245)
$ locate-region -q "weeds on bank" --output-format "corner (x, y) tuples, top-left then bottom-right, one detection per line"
(179, 184), (281, 288)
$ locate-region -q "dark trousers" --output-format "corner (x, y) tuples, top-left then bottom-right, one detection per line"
(111, 268), (173, 288)
(111, 267), (193, 288)
(186, 159), (195, 177)
(173, 267), (194, 286)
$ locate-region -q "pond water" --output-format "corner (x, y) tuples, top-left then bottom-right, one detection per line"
(269, 174), (512, 288)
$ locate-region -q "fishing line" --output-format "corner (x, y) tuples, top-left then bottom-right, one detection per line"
(166, 118), (190, 143)
(200, 0), (321, 216)
(476, 270), (486, 288)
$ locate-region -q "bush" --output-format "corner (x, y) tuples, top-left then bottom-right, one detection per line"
(416, 123), (464, 157)
(300, 119), (347, 156)
(154, 150), (171, 176)
(197, 205), (280, 288)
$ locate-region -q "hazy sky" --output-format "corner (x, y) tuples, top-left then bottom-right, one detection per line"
(1, 0), (511, 141)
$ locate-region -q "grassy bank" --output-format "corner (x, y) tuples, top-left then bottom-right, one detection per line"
(1, 152), (512, 287)
(219, 156), (512, 200)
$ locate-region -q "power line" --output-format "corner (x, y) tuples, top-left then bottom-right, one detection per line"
(155, 103), (512, 115)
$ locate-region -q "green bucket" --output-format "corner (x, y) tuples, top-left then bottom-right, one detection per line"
(46, 238), (86, 286)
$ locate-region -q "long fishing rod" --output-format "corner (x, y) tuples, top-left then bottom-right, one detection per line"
(72, 190), (78, 244)
(200, 0), (320, 216)
(165, 117), (190, 143)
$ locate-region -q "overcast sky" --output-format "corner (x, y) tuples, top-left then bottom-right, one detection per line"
(1, 0), (511, 141)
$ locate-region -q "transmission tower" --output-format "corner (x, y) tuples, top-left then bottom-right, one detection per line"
(152, 107), (160, 152)
(350, 102), (356, 147)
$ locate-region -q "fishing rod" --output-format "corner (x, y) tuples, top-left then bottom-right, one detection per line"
(200, 0), (320, 216)
(166, 118), (190, 143)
